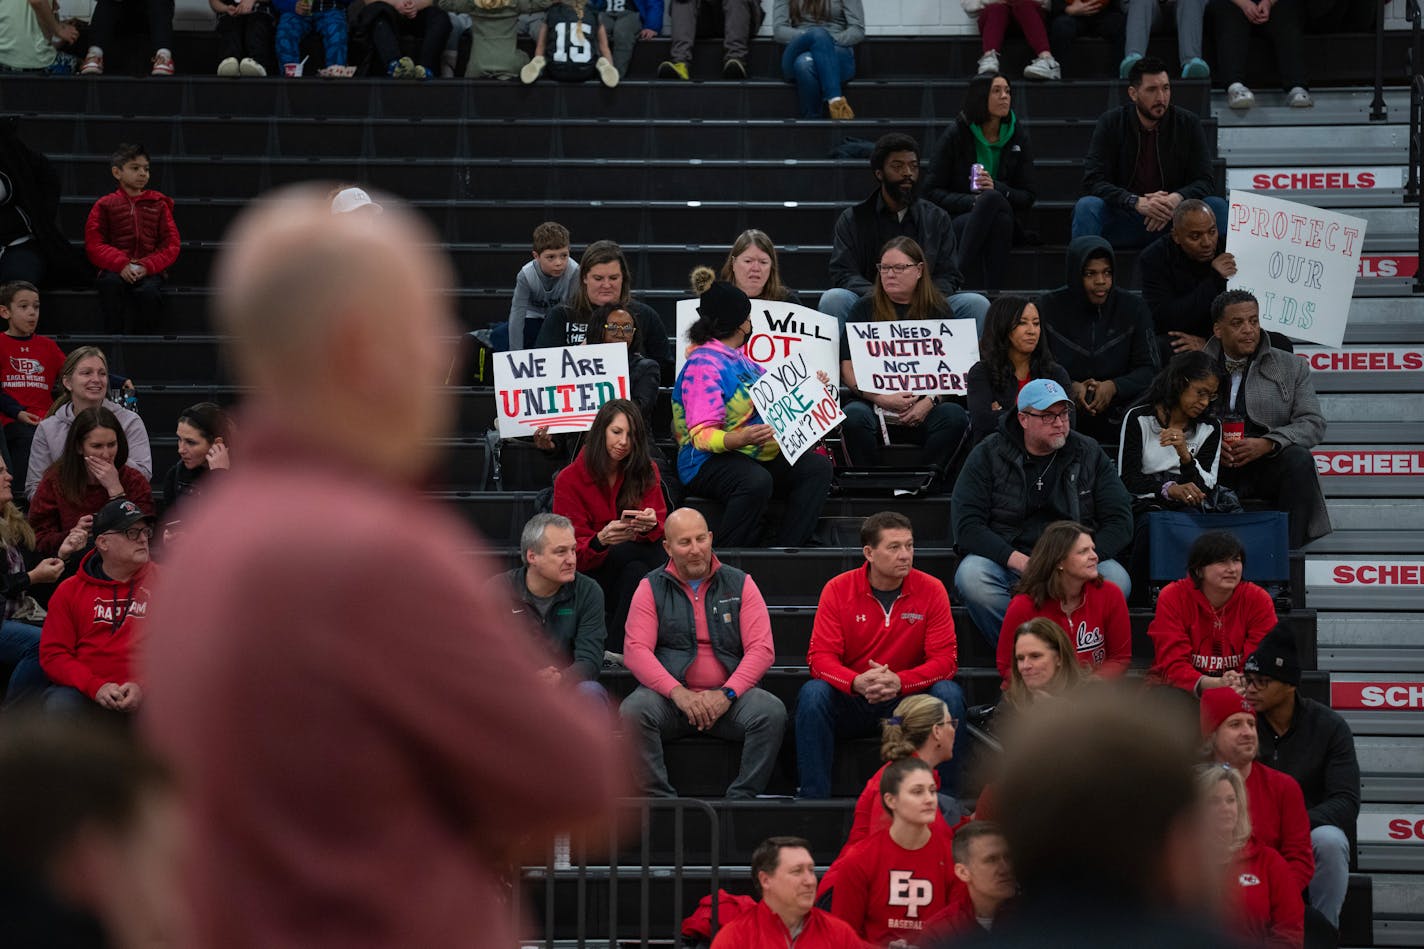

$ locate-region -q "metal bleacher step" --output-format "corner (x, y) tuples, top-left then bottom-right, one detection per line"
(1319, 617), (1424, 673)
(1357, 736), (1424, 803)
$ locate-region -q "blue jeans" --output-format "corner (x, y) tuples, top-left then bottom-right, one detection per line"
(43, 685), (93, 714)
(1309, 824), (1350, 926)
(841, 399), (969, 472)
(818, 288), (992, 340)
(954, 553), (1131, 647)
(1070, 194), (1228, 249)
(794, 677), (968, 799)
(0, 620), (45, 708)
(780, 28), (855, 118)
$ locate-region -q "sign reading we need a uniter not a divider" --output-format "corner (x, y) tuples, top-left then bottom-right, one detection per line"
(845, 318), (980, 396)
(493, 342), (630, 438)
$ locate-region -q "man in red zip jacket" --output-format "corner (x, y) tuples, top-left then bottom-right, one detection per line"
(83, 143), (180, 334)
(796, 510), (966, 798)
(711, 836), (868, 949)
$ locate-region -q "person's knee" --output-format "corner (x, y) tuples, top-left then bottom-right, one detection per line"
(927, 680), (968, 717)
(743, 690), (788, 729)
(1098, 559), (1132, 598)
(976, 187), (1012, 217)
(795, 678), (835, 720)
(1312, 824), (1351, 862)
(618, 688), (663, 726)
(1072, 195), (1107, 230)
(953, 555), (998, 601)
(792, 51), (817, 81)
(818, 288), (858, 322)
(1275, 443), (1316, 476)
(949, 292), (991, 333)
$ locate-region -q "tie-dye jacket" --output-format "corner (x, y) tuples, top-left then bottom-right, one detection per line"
(672, 339), (780, 483)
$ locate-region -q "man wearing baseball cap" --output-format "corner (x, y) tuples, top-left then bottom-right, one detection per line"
(38, 499), (156, 714)
(1246, 627), (1360, 929)
(950, 377), (1133, 645)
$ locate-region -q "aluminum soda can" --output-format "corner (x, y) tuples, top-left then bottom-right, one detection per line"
(970, 163), (984, 191)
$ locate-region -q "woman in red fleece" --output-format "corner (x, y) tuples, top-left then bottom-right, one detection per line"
(28, 407), (154, 558)
(552, 398), (666, 652)
(1198, 763), (1304, 948)
(996, 519), (1131, 685)
(1147, 531), (1276, 695)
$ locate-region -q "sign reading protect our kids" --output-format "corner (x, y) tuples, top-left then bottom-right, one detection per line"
(493, 343), (630, 438)
(1225, 190), (1367, 349)
(675, 298), (841, 383)
(845, 319), (980, 396)
(747, 352), (845, 465)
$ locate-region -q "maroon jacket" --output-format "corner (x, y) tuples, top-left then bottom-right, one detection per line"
(552, 448), (666, 571)
(28, 465), (155, 556)
(84, 188), (181, 276)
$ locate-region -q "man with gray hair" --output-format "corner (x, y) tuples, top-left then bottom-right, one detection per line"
(497, 512), (608, 699)
(1136, 197), (1238, 363)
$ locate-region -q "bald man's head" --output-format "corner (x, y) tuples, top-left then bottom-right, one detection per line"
(663, 508), (713, 580)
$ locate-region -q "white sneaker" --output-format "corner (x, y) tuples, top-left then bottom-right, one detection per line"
(1023, 54), (1061, 80)
(1287, 86), (1314, 108)
(595, 55), (619, 88)
(520, 54), (545, 84)
(238, 57), (266, 77)
(217, 56), (240, 77)
(1227, 82), (1255, 110)
(976, 50), (999, 75)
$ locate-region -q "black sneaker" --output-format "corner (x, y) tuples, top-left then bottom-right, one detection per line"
(722, 57), (746, 79)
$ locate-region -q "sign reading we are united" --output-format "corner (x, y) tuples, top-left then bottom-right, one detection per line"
(493, 343), (630, 438)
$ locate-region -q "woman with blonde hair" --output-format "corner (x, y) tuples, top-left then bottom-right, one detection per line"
(1003, 617), (1085, 710)
(719, 229), (802, 305)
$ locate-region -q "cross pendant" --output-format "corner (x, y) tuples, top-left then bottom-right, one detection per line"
(1035, 476), (1044, 490)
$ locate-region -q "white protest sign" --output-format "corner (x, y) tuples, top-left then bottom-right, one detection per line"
(493, 342), (630, 438)
(747, 352), (845, 465)
(676, 298), (841, 383)
(845, 319), (980, 396)
(1225, 190), (1367, 349)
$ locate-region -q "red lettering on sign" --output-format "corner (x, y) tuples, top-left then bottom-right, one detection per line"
(1329, 564), (1424, 584)
(1331, 681), (1424, 709)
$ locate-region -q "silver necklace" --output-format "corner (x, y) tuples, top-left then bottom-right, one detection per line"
(1034, 451), (1060, 491)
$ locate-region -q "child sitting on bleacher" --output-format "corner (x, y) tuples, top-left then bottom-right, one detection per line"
(437, 0), (551, 79)
(519, 0), (619, 86)
(273, 0), (350, 75)
(0, 281), (65, 492)
(84, 144), (180, 336)
(589, 0), (659, 79)
(508, 221), (579, 350)
(211, 0), (277, 76)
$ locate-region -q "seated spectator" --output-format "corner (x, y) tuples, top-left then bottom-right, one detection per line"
(1072, 57), (1226, 248)
(923, 73), (1038, 292)
(920, 822), (1016, 939)
(999, 617), (1088, 715)
(1120, 0), (1209, 78)
(965, 295), (1071, 445)
(1245, 628), (1360, 930)
(496, 513), (608, 700)
(29, 407), (154, 559)
(1118, 351), (1223, 592)
(1048, 0), (1124, 78)
(0, 455), (70, 708)
(596, 0), (658, 79)
(520, 0), (619, 86)
(437, 0), (549, 79)
(830, 758), (957, 944)
(535, 240), (671, 366)
(822, 134), (990, 332)
(997, 520), (1131, 683)
(838, 238), (970, 481)
(1148, 530), (1275, 694)
(0, 0), (79, 73)
(620, 508), (786, 798)
(1138, 199), (1237, 364)
(951, 378), (1133, 646)
(1201, 687), (1315, 895)
(797, 512), (967, 797)
(274, 0), (348, 73)
(672, 275), (831, 547)
(28, 347), (151, 500)
(552, 398), (666, 650)
(584, 307), (661, 433)
(156, 402), (231, 544)
(1197, 763), (1306, 948)
(659, 0), (756, 80)
(355, 0), (452, 79)
(508, 221), (579, 351)
(79, 0), (176, 74)
(772, 0), (864, 120)
(0, 281), (65, 485)
(1038, 236), (1156, 445)
(967, 0), (1061, 80)
(39, 498), (156, 714)
(1213, 0), (1311, 110)
(212, 0), (275, 76)
(85, 144), (180, 335)
(0, 119), (88, 286)
(1206, 290), (1330, 549)
(710, 836), (865, 949)
(719, 229), (803, 305)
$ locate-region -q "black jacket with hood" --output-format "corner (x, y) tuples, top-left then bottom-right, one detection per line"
(1081, 103), (1216, 211)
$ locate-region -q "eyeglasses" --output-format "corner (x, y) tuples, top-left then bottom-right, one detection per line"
(1242, 674), (1273, 691)
(602, 323), (636, 336)
(936, 717), (959, 730)
(877, 263), (922, 274)
(109, 525), (153, 542)
(1022, 409), (1072, 425)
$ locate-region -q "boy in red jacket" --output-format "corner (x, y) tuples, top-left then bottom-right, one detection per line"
(84, 143), (180, 335)
(0, 281), (66, 488)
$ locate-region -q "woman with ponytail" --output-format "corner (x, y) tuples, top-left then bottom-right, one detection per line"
(671, 266), (831, 547)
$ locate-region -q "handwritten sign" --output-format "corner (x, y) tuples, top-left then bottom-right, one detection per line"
(747, 353), (844, 465)
(1226, 190), (1367, 349)
(845, 319), (980, 396)
(493, 342), (630, 438)
(676, 298), (840, 383)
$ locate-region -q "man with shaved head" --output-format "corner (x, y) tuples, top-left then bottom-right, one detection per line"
(140, 186), (627, 948)
(620, 507), (786, 798)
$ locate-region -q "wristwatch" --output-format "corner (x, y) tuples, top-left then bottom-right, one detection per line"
(722, 687), (737, 702)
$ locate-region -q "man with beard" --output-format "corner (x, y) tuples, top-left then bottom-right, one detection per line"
(820, 133), (990, 331)
(1072, 57), (1225, 249)
(951, 378), (1132, 645)
(1203, 289), (1330, 548)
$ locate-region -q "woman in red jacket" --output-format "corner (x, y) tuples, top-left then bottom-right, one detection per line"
(28, 407), (154, 558)
(1147, 531), (1276, 695)
(1198, 763), (1304, 948)
(552, 398), (666, 652)
(996, 519), (1131, 685)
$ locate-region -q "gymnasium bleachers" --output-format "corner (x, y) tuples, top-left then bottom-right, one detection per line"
(5, 13), (1421, 945)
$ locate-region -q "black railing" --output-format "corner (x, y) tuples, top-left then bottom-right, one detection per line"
(1375, 0), (1392, 119)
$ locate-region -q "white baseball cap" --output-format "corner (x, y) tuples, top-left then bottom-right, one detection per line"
(330, 187), (384, 215)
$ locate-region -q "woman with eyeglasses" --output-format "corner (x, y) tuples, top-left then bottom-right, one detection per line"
(838, 237), (969, 485)
(966, 295), (1071, 444)
(28, 407), (154, 559)
(719, 229), (803, 305)
(583, 304), (661, 436)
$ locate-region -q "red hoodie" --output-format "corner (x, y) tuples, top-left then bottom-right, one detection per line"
(39, 548), (156, 698)
(808, 566), (958, 695)
(552, 448), (667, 571)
(997, 578), (1132, 685)
(1226, 837), (1305, 948)
(84, 188), (181, 276)
(1146, 578), (1276, 691)
(1244, 761), (1315, 895)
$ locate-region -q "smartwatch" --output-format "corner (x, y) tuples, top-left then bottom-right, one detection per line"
(722, 687), (737, 702)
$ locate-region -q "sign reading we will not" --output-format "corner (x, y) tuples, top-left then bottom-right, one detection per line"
(675, 299), (841, 384)
(845, 319), (980, 396)
(493, 342), (630, 439)
(747, 353), (844, 465)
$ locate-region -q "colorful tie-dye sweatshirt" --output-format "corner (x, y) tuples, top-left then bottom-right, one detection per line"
(672, 339), (780, 483)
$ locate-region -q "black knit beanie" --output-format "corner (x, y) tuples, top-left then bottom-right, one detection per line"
(697, 280), (752, 339)
(1244, 624), (1301, 687)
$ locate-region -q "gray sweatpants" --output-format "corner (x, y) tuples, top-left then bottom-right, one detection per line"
(1123, 0), (1208, 63)
(668, 0), (755, 64)
(599, 8), (641, 76)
